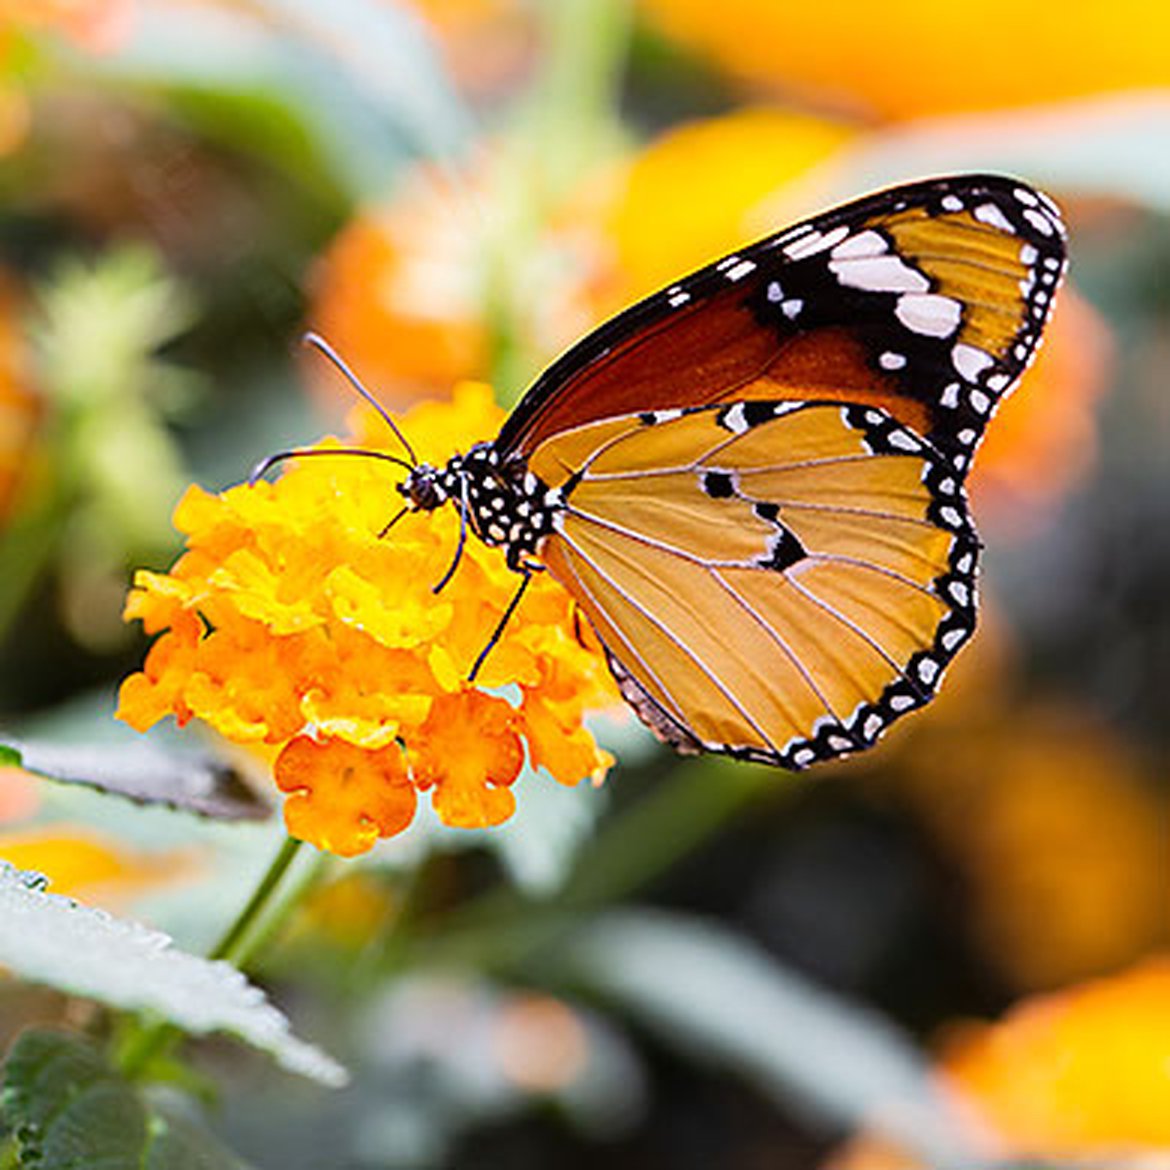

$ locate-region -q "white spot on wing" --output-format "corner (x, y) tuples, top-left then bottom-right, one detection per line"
(724, 259), (757, 281)
(784, 224), (850, 260)
(896, 293), (962, 338)
(974, 202), (1015, 233)
(722, 402), (749, 434)
(829, 230), (887, 259)
(952, 342), (994, 382)
(830, 254), (930, 294)
(1023, 207), (1055, 236)
(781, 299), (803, 320)
(879, 351), (906, 371)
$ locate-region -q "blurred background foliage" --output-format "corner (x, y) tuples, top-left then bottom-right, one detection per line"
(0, 1), (1167, 1167)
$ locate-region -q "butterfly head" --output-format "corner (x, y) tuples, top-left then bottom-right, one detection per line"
(398, 462), (448, 512)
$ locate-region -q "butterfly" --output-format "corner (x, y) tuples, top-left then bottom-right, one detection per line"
(295, 174), (1067, 770)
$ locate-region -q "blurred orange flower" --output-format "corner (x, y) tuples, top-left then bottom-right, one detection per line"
(942, 957), (1170, 1151)
(830, 958), (1170, 1167)
(0, 275), (41, 524)
(117, 383), (616, 857)
(640, 0), (1170, 120)
(308, 169), (492, 408)
(969, 287), (1112, 537)
(412, 0), (536, 95)
(892, 701), (1168, 992)
(0, 0), (131, 52)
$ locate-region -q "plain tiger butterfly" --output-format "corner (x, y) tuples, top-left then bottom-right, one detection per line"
(293, 174), (1068, 770)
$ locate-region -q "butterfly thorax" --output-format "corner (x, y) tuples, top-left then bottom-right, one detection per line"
(399, 441), (559, 569)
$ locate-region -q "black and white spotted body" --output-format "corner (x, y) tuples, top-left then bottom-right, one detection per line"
(399, 442), (558, 570)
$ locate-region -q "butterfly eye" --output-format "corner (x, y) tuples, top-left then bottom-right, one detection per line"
(400, 467), (445, 512)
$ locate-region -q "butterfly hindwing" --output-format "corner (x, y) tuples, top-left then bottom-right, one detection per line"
(529, 401), (979, 768)
(499, 174), (1067, 476)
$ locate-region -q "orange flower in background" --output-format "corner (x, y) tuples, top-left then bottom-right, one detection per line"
(892, 702), (1168, 992)
(411, 0), (536, 95)
(967, 287), (1112, 537)
(117, 382), (616, 858)
(640, 0), (1170, 120)
(0, 275), (42, 524)
(942, 957), (1170, 1151)
(829, 958), (1170, 1168)
(0, 0), (132, 53)
(309, 169), (492, 408)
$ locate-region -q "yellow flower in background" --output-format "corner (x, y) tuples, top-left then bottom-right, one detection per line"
(640, 0), (1170, 120)
(942, 957), (1170, 1150)
(828, 958), (1170, 1168)
(581, 108), (856, 310)
(117, 383), (616, 858)
(0, 824), (193, 906)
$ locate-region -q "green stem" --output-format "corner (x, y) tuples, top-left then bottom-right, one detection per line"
(118, 836), (306, 1080)
(483, 0), (632, 402)
(208, 836), (305, 965)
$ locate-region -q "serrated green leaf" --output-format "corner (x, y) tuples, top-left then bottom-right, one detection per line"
(2, 1030), (257, 1170)
(0, 737), (270, 822)
(0, 865), (346, 1087)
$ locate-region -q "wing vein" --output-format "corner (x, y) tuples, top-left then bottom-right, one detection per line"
(555, 525), (784, 754)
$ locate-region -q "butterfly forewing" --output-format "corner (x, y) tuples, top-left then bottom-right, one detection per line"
(499, 174), (1067, 476)
(530, 401), (979, 768)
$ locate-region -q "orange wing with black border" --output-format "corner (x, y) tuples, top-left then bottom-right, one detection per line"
(499, 174), (1067, 477)
(528, 401), (979, 768)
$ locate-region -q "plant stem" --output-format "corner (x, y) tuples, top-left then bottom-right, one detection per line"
(208, 835), (305, 965)
(118, 835), (306, 1080)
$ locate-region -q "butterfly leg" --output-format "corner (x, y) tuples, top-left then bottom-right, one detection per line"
(467, 561), (543, 682)
(432, 476), (471, 595)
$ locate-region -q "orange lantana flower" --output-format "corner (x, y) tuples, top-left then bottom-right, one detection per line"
(829, 957), (1170, 1168)
(117, 383), (616, 857)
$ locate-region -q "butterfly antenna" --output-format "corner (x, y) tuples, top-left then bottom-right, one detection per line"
(249, 446), (413, 485)
(432, 476), (469, 595)
(301, 331), (419, 467)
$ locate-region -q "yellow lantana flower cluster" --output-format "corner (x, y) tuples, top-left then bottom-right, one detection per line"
(117, 382), (616, 857)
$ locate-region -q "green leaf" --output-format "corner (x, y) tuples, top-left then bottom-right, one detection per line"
(0, 743), (20, 768)
(0, 736), (271, 822)
(560, 910), (976, 1168)
(2, 1030), (257, 1169)
(0, 865), (346, 1088)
